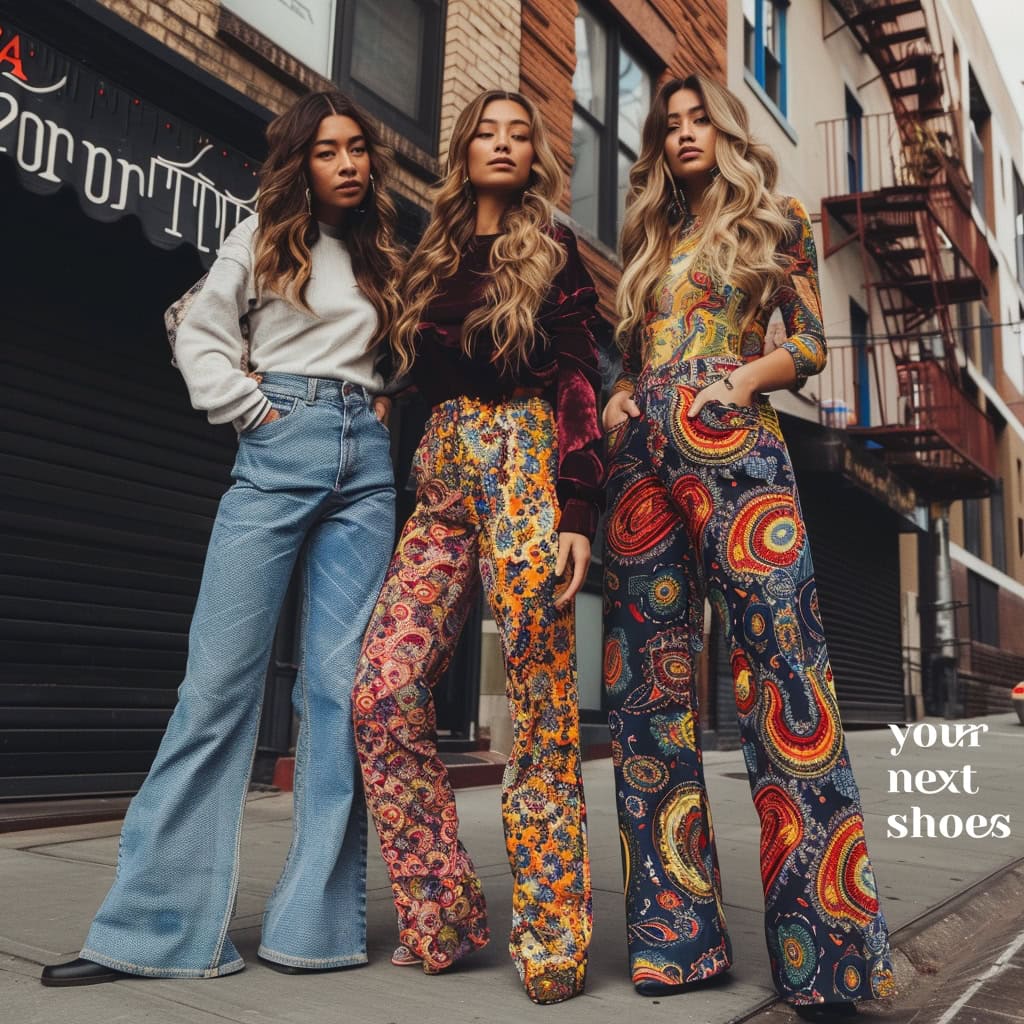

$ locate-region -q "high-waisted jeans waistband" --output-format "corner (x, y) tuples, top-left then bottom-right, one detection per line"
(257, 372), (372, 404)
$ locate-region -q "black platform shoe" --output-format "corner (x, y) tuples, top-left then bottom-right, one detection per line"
(40, 958), (125, 987)
(794, 1003), (858, 1021)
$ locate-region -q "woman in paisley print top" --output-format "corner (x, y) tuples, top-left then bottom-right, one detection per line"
(601, 74), (895, 1014)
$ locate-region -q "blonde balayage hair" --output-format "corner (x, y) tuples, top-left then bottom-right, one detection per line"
(616, 74), (795, 353)
(253, 90), (403, 346)
(390, 90), (566, 377)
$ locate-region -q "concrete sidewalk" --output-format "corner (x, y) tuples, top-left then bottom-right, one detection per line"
(2, 712), (1022, 1024)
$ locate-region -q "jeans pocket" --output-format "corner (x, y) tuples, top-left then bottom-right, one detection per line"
(243, 393), (300, 438)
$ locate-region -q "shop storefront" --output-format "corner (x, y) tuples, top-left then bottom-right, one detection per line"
(0, 4), (269, 798)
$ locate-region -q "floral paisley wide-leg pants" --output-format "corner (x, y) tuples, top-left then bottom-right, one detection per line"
(353, 395), (592, 1004)
(602, 357), (895, 1005)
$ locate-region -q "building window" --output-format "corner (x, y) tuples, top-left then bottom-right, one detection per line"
(979, 304), (995, 381)
(956, 302), (972, 358)
(845, 88), (863, 193)
(571, 4), (654, 247)
(968, 67), (991, 222)
(952, 40), (961, 99)
(222, 0), (444, 153)
(1013, 168), (1024, 292)
(335, 0), (444, 153)
(743, 0), (757, 75)
(850, 299), (870, 425)
(967, 570), (999, 646)
(744, 0), (788, 115)
(991, 480), (1006, 573)
(964, 498), (982, 557)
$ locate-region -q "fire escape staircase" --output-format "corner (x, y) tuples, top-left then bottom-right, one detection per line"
(820, 0), (996, 500)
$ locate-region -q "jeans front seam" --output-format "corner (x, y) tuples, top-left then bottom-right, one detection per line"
(209, 690), (266, 971)
(335, 402), (350, 491)
(265, 552), (312, 917)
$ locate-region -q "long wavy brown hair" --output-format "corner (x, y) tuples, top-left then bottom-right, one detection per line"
(616, 74), (795, 353)
(389, 90), (566, 376)
(253, 90), (403, 346)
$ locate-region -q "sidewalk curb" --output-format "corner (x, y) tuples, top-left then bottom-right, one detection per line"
(729, 855), (1024, 1023)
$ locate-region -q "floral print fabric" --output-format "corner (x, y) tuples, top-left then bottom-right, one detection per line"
(353, 395), (592, 1003)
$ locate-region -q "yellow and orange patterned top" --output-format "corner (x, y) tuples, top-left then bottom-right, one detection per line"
(615, 196), (826, 392)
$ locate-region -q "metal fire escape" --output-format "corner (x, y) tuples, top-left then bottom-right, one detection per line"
(819, 0), (996, 500)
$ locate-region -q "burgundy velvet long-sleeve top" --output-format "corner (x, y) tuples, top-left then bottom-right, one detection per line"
(412, 226), (604, 539)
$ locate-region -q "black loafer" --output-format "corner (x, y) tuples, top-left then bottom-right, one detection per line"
(40, 958), (125, 987)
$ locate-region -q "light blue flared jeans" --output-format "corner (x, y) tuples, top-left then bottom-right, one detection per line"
(81, 374), (395, 976)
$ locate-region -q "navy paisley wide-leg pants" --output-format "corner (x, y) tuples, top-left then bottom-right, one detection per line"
(602, 358), (895, 1005)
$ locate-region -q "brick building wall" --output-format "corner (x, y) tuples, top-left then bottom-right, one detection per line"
(519, 0), (728, 313)
(94, 0), (293, 112)
(90, 0), (439, 210)
(438, 1), (521, 170)
(89, 0), (730, 275)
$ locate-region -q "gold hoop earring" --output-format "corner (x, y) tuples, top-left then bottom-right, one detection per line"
(463, 174), (476, 207)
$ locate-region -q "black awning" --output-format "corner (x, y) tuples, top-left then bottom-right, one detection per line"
(1, 13), (260, 266)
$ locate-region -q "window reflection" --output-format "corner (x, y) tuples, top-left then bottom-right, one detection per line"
(350, 0), (424, 119)
(571, 4), (653, 246)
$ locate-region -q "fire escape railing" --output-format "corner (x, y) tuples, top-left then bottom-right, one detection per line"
(817, 0), (996, 499)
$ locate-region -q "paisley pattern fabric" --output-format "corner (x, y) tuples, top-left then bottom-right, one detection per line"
(613, 196), (826, 396)
(353, 396), (591, 1003)
(603, 356), (894, 1005)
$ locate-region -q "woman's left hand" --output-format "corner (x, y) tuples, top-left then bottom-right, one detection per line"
(687, 375), (757, 419)
(555, 532), (591, 608)
(373, 395), (392, 424)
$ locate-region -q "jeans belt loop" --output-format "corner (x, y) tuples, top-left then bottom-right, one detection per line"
(306, 377), (317, 403)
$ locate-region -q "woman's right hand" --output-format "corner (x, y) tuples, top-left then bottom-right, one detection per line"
(246, 372), (280, 427)
(602, 391), (641, 431)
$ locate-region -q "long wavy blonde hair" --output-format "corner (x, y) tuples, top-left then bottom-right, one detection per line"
(390, 90), (566, 376)
(616, 74), (795, 353)
(253, 90), (403, 346)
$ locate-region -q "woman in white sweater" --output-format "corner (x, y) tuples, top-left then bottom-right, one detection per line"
(42, 90), (404, 986)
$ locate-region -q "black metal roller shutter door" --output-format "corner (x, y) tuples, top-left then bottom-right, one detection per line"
(0, 186), (236, 799)
(795, 476), (905, 723)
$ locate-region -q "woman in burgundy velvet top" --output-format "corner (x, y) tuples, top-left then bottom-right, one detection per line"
(352, 90), (600, 1005)
(412, 224), (603, 536)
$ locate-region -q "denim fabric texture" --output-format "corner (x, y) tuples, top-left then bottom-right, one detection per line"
(81, 373), (395, 977)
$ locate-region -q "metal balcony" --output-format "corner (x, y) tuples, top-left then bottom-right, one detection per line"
(819, 112), (988, 297)
(814, 342), (996, 500)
